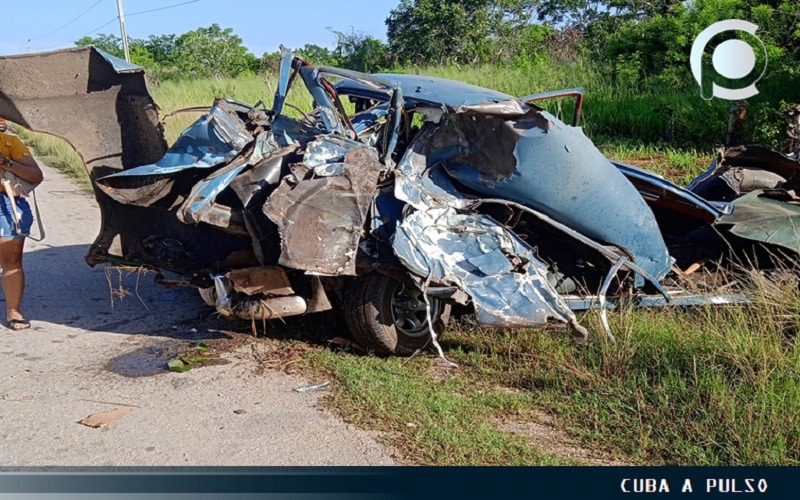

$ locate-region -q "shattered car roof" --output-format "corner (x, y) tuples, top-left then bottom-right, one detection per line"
(334, 73), (516, 108)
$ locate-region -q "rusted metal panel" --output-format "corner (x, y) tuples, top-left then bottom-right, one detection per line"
(264, 138), (382, 276)
(0, 47), (166, 174)
(227, 267), (294, 296)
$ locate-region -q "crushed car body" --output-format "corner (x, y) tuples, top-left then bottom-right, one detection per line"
(2, 46), (799, 355)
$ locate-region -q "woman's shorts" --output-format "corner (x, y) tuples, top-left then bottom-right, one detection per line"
(0, 193), (33, 239)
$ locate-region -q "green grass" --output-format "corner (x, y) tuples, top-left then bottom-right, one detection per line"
(12, 126), (91, 191)
(153, 75), (280, 144)
(305, 351), (578, 465)
(595, 140), (714, 185)
(303, 277), (800, 465)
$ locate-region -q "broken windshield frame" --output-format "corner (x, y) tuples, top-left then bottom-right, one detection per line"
(273, 51), (404, 161)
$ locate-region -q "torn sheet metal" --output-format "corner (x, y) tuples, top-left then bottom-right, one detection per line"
(178, 161), (249, 227)
(264, 139), (383, 276)
(272, 46), (294, 116)
(230, 142), (299, 207)
(690, 146), (800, 201)
(297, 66), (343, 135)
(429, 112), (549, 182)
(392, 201), (576, 327)
(94, 50), (143, 73)
(303, 137), (359, 176)
(720, 190), (800, 253)
(101, 99), (252, 178)
(392, 168), (576, 328)
(613, 160), (732, 222)
(350, 102), (391, 135)
(188, 130), (292, 221)
(94, 98), (254, 208)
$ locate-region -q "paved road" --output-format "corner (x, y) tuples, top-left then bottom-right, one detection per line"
(0, 161), (394, 466)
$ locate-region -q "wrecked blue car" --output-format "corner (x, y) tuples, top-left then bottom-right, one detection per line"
(2, 46), (799, 355)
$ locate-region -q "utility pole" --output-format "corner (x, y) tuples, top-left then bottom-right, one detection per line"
(116, 0), (130, 62)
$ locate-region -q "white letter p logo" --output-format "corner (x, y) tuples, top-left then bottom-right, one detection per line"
(690, 19), (767, 100)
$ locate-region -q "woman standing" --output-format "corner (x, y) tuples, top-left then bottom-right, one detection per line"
(0, 118), (44, 330)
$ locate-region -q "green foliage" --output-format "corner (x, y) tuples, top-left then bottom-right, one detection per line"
(172, 24), (252, 78)
(129, 43), (155, 69)
(76, 24), (259, 81)
(75, 34), (124, 58)
(297, 43), (339, 66)
(386, 0), (542, 65)
(142, 34), (177, 64)
(331, 29), (389, 72)
(261, 50), (282, 73)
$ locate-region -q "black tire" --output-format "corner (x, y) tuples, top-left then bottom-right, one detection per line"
(344, 274), (451, 356)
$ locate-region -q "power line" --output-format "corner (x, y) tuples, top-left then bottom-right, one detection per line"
(80, 0), (202, 39)
(84, 16), (119, 36)
(29, 0), (106, 40)
(127, 0), (201, 18)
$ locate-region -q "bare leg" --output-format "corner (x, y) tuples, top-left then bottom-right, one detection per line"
(0, 238), (26, 323)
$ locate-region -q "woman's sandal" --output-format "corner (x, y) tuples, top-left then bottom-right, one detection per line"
(7, 319), (31, 331)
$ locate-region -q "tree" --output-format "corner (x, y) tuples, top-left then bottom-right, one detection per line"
(261, 50), (282, 72)
(128, 42), (156, 68)
(387, 0), (489, 65)
(297, 43), (340, 66)
(142, 34), (178, 65)
(537, 1), (683, 30)
(172, 24), (253, 78)
(330, 29), (389, 72)
(386, 0), (541, 65)
(74, 34), (124, 58)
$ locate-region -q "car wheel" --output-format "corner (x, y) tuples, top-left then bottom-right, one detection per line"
(344, 273), (451, 356)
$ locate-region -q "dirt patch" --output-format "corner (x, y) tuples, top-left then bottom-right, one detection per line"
(496, 410), (631, 466)
(248, 338), (322, 375)
(426, 359), (459, 381)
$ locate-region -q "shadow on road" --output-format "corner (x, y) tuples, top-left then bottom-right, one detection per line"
(16, 242), (217, 334)
(15, 242), (346, 348)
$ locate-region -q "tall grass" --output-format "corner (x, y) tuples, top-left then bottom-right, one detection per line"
(153, 75), (279, 144)
(297, 252), (800, 466)
(12, 126), (91, 191)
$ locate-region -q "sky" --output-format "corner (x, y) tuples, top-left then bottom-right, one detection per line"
(1, 0), (400, 57)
